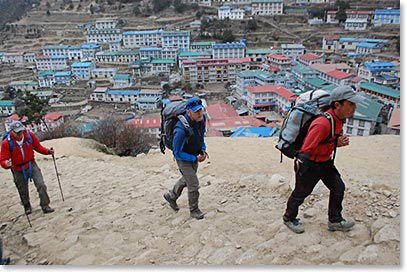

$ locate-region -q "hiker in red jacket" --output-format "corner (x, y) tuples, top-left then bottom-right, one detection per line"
(0, 121), (55, 214)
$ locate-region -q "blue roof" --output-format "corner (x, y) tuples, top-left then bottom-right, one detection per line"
(81, 44), (100, 49)
(212, 42), (245, 49)
(139, 47), (162, 51)
(374, 9), (400, 15)
(230, 127), (277, 138)
(339, 37), (388, 44)
(72, 62), (93, 68)
(55, 71), (72, 76)
(106, 90), (139, 96)
(364, 62), (395, 72)
(51, 55), (68, 59)
(356, 43), (382, 49)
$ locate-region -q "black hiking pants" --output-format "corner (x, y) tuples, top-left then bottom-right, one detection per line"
(284, 159), (345, 223)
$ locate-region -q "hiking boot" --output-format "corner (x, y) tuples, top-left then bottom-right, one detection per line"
(41, 206), (55, 214)
(163, 192), (179, 212)
(328, 219), (355, 232)
(24, 203), (32, 215)
(283, 216), (304, 234)
(190, 208), (204, 220)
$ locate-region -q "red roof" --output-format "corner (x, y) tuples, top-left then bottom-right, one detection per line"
(206, 116), (271, 131)
(267, 54), (291, 60)
(324, 35), (340, 41)
(44, 112), (64, 121)
(388, 108), (400, 130)
(247, 85), (296, 100)
(129, 117), (161, 129)
(326, 70), (353, 79)
(206, 103), (239, 120)
(299, 53), (321, 61)
(351, 76), (363, 83)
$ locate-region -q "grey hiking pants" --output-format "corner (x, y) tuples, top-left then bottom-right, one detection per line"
(11, 161), (50, 208)
(170, 161), (200, 212)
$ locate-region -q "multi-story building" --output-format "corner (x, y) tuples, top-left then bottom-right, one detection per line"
(92, 68), (118, 80)
(235, 69), (278, 99)
(251, 0), (283, 16)
(139, 47), (162, 60)
(128, 117), (161, 139)
(95, 51), (139, 63)
(281, 44), (305, 59)
(297, 53), (324, 66)
(212, 40), (246, 59)
(344, 18), (368, 31)
(319, 70), (354, 86)
(246, 85), (295, 114)
(2, 52), (24, 63)
(346, 10), (374, 21)
(81, 44), (101, 61)
(122, 30), (163, 48)
(55, 71), (72, 86)
(86, 28), (122, 44)
(359, 82), (400, 106)
(42, 45), (70, 57)
(178, 51), (212, 67)
(181, 57), (251, 84)
(321, 35), (340, 51)
(373, 9), (400, 26)
(71, 62), (95, 80)
(325, 10), (338, 24)
(23, 53), (36, 63)
(291, 64), (320, 91)
(358, 61), (398, 86)
(35, 55), (69, 71)
(9, 81), (38, 92)
(190, 41), (213, 53)
(162, 31), (190, 53)
(218, 6), (245, 20)
(0, 100), (15, 117)
(355, 43), (383, 55)
(266, 53), (291, 71)
(37, 70), (56, 88)
(95, 18), (119, 29)
(136, 89), (162, 110)
(246, 48), (275, 63)
(105, 89), (139, 103)
(112, 74), (134, 88)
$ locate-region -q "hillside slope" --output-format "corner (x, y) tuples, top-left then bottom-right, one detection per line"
(0, 135), (400, 265)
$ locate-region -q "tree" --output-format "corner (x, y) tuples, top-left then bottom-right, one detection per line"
(152, 0), (171, 13)
(15, 92), (50, 130)
(222, 30), (235, 43)
(247, 19), (257, 31)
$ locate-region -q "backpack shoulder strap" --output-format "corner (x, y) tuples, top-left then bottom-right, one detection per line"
(178, 115), (190, 129)
(6, 133), (14, 152)
(323, 112), (339, 161)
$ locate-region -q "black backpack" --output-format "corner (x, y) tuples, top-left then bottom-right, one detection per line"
(275, 90), (336, 162)
(159, 101), (192, 154)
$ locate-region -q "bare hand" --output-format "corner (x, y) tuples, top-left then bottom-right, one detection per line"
(337, 135), (350, 147)
(197, 153), (206, 162)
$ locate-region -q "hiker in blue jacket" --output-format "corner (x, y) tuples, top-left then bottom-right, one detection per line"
(163, 97), (207, 220)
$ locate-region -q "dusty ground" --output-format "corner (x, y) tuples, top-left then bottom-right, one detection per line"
(0, 135), (400, 266)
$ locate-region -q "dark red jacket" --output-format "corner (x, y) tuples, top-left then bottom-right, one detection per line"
(299, 108), (345, 162)
(0, 129), (51, 171)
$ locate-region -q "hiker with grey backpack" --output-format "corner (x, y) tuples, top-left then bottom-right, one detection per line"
(160, 97), (207, 220)
(281, 86), (365, 234)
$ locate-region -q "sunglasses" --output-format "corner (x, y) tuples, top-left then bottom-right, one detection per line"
(187, 99), (202, 107)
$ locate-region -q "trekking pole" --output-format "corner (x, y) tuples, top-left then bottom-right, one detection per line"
(24, 210), (32, 228)
(51, 149), (64, 202)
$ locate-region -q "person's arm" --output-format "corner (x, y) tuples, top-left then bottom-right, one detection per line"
(0, 140), (12, 169)
(30, 132), (53, 155)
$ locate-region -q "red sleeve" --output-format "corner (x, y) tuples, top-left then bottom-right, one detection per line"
(30, 131), (50, 155)
(0, 139), (12, 169)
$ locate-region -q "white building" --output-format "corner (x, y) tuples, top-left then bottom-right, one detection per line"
(35, 55), (69, 71)
(86, 28), (122, 44)
(218, 6), (245, 20)
(344, 18), (368, 31)
(95, 18), (118, 29)
(212, 40), (246, 59)
(122, 30), (163, 49)
(251, 0), (283, 16)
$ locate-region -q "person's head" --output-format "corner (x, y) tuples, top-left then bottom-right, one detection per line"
(330, 86), (365, 119)
(185, 97), (205, 122)
(10, 121), (25, 141)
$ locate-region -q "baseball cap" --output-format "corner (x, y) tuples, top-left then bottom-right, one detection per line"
(185, 97), (205, 112)
(10, 121), (25, 133)
(330, 86), (365, 104)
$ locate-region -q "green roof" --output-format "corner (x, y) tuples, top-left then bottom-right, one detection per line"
(303, 77), (337, 91)
(246, 49), (274, 54)
(113, 74), (132, 79)
(0, 100), (15, 107)
(354, 96), (383, 121)
(191, 41), (214, 46)
(292, 64), (318, 75)
(43, 45), (70, 50)
(37, 70), (56, 76)
(10, 81), (38, 86)
(179, 52), (200, 57)
(151, 59), (176, 64)
(360, 82), (400, 99)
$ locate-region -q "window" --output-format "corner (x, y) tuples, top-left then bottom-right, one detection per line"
(359, 120), (365, 127)
(346, 127), (353, 134)
(357, 129), (364, 136)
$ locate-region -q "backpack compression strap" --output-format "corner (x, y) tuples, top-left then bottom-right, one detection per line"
(323, 112), (338, 161)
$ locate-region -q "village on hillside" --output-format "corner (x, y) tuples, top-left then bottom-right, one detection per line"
(0, 0), (400, 152)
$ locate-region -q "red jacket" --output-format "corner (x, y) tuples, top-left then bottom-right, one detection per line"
(299, 108), (345, 162)
(0, 129), (51, 171)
